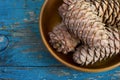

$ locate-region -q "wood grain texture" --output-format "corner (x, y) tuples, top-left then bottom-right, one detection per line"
(0, 67), (120, 80)
(0, 0), (120, 80)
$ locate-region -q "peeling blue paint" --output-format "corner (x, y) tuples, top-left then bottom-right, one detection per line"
(0, 35), (9, 52)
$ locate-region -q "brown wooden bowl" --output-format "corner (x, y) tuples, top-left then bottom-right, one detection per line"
(39, 0), (120, 72)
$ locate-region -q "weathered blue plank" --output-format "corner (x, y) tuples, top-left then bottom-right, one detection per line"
(0, 9), (40, 24)
(0, 0), (25, 9)
(0, 0), (44, 9)
(0, 0), (62, 67)
(0, 0), (43, 24)
(0, 22), (62, 66)
(0, 67), (120, 80)
(0, 0), (61, 67)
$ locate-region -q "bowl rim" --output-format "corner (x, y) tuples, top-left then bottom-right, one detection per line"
(39, 0), (120, 72)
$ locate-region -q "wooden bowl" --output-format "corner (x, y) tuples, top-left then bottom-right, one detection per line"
(39, 0), (120, 72)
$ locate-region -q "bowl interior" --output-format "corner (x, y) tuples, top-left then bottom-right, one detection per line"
(40, 0), (120, 72)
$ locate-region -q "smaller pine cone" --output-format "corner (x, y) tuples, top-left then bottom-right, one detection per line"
(49, 23), (79, 54)
(87, 0), (120, 29)
(58, 0), (109, 48)
(73, 28), (120, 65)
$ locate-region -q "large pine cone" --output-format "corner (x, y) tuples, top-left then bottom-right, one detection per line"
(59, 0), (109, 48)
(49, 23), (79, 54)
(86, 0), (120, 29)
(73, 28), (120, 65)
(61, 0), (120, 28)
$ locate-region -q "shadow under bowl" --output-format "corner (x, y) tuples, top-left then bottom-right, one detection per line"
(39, 0), (120, 72)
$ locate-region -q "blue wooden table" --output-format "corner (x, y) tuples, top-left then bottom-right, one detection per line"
(0, 0), (120, 80)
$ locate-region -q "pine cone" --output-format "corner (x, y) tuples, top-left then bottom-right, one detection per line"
(49, 23), (79, 54)
(73, 28), (120, 65)
(86, 0), (120, 29)
(58, 0), (109, 48)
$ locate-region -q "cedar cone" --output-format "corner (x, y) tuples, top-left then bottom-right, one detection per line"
(49, 23), (79, 54)
(58, 0), (109, 48)
(73, 28), (120, 65)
